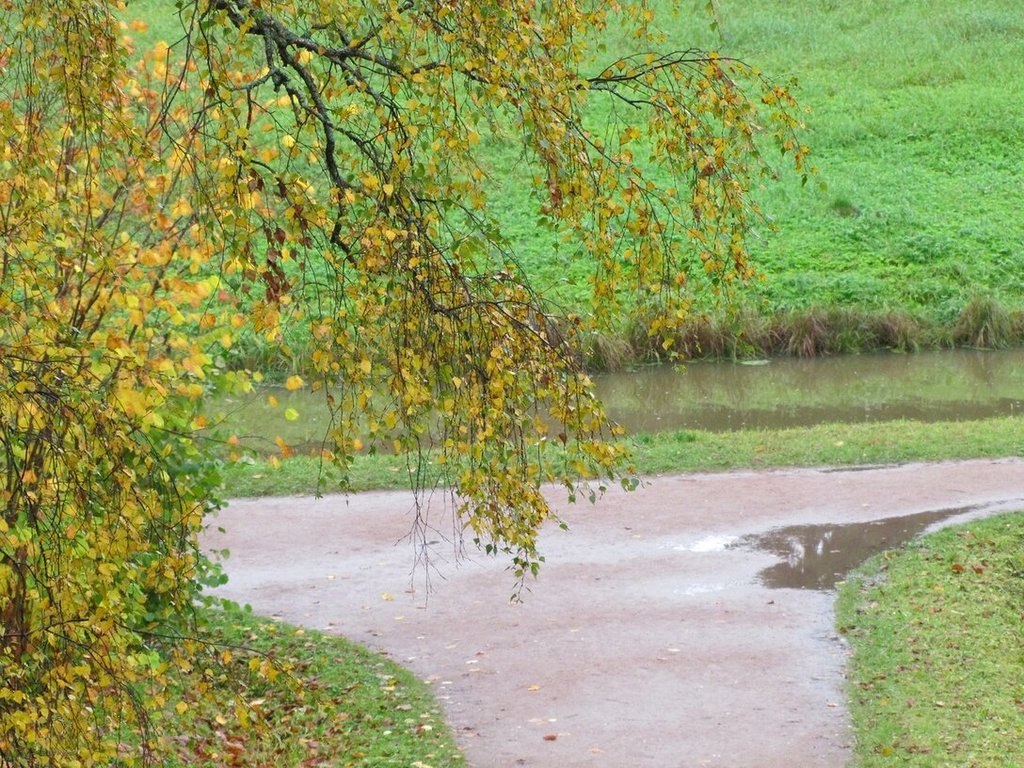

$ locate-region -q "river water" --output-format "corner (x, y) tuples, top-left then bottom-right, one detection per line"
(597, 348), (1024, 434)
(209, 348), (1024, 452)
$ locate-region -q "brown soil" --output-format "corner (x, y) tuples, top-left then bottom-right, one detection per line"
(203, 458), (1024, 767)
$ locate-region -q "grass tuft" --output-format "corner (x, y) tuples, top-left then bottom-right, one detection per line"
(783, 307), (834, 358)
(585, 331), (636, 371)
(953, 295), (1014, 349)
(868, 311), (920, 352)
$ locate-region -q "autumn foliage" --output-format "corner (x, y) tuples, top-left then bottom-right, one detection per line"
(0, 0), (806, 762)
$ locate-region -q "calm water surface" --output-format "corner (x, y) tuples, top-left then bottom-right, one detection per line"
(597, 348), (1024, 433)
(211, 349), (1024, 452)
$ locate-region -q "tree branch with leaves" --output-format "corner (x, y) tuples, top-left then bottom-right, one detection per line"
(0, 0), (807, 762)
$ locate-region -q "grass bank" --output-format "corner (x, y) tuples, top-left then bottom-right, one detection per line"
(679, 1), (1024, 321)
(220, 416), (1024, 497)
(836, 512), (1024, 766)
(128, 0), (1024, 372)
(162, 605), (466, 767)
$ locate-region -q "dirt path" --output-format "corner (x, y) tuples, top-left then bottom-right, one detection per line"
(203, 458), (1024, 767)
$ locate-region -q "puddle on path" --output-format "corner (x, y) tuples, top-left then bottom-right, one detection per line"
(732, 506), (975, 590)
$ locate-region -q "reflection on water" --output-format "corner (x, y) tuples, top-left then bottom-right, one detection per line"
(596, 348), (1024, 433)
(206, 348), (1024, 452)
(732, 507), (974, 590)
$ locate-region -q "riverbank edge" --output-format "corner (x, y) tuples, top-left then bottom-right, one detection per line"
(229, 297), (1024, 375)
(219, 415), (1024, 499)
(584, 296), (1024, 370)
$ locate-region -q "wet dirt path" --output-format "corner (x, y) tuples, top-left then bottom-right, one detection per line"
(203, 458), (1024, 767)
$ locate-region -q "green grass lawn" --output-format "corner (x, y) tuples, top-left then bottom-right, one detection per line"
(837, 512), (1024, 766)
(713, 0), (1024, 324)
(220, 415), (1024, 497)
(468, 0), (1024, 330)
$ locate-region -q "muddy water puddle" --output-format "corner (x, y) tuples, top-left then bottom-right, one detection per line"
(732, 506), (978, 590)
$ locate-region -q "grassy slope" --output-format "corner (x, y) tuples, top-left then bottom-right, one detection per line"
(163, 606), (466, 768)
(494, 0), (1024, 327)
(127, 0), (1024, 361)
(723, 0), (1024, 322)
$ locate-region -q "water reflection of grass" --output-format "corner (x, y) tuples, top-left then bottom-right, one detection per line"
(203, 386), (337, 457)
(597, 349), (1024, 416)
(205, 350), (1024, 456)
